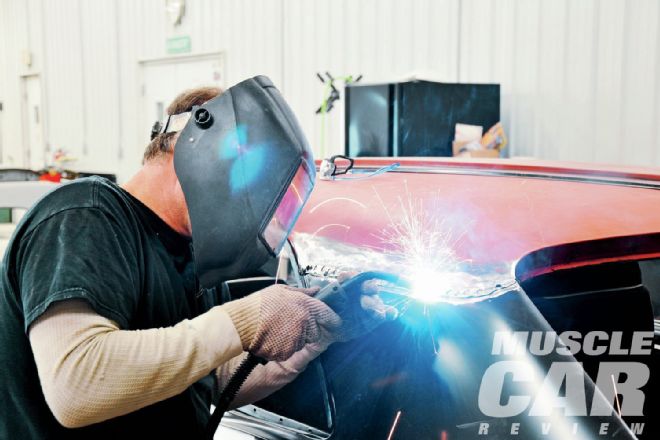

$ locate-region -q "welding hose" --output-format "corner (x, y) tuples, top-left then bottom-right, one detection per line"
(204, 352), (267, 440)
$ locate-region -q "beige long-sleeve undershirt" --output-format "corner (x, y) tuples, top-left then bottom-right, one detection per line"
(29, 299), (243, 428)
(29, 299), (323, 429)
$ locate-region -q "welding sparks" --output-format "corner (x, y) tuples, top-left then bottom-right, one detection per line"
(611, 374), (622, 417)
(309, 196), (367, 213)
(293, 182), (516, 307)
(386, 410), (402, 440)
(409, 268), (466, 303)
(373, 182), (466, 298)
(372, 183), (514, 305)
(373, 183), (466, 298)
(373, 184), (464, 273)
(311, 223), (351, 238)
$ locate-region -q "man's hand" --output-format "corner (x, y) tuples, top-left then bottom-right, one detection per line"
(320, 272), (399, 342)
(223, 284), (341, 362)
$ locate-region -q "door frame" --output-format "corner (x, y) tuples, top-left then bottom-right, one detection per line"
(137, 51), (225, 151)
(20, 73), (46, 170)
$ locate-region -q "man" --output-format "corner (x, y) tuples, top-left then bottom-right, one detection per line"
(0, 77), (392, 438)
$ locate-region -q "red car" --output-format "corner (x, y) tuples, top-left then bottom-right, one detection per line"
(220, 158), (660, 440)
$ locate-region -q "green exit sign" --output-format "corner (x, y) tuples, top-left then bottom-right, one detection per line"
(166, 36), (191, 54)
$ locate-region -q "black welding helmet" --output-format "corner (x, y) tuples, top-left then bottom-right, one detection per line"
(172, 76), (315, 287)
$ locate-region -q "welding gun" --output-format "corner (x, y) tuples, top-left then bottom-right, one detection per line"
(315, 271), (407, 313)
(314, 271), (408, 340)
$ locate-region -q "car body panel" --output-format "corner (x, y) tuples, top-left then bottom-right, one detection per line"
(250, 158), (660, 439)
(293, 158), (660, 278)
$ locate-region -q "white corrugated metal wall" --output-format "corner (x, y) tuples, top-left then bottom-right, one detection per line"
(1, 0), (659, 181)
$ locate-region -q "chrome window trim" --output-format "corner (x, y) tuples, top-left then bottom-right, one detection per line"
(350, 164), (660, 190)
(222, 405), (329, 440)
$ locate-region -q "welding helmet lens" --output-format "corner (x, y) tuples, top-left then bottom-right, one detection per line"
(262, 161), (314, 254)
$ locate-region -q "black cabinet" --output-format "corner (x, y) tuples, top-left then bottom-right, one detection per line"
(345, 80), (500, 157)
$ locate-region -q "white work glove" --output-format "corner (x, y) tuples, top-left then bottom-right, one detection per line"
(223, 284), (341, 362)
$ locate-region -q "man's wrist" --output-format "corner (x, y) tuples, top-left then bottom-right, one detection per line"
(189, 306), (244, 367)
(221, 294), (261, 350)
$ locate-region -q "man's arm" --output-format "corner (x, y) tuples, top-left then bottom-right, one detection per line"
(29, 299), (242, 428)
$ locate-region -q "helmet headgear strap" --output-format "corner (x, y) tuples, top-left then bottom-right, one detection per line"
(150, 111), (192, 140)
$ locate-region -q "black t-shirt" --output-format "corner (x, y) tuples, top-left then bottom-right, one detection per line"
(0, 177), (218, 439)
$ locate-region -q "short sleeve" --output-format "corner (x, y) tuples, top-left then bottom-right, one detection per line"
(18, 208), (140, 331)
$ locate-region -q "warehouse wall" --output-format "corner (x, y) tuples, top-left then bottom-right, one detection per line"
(0, 0), (659, 181)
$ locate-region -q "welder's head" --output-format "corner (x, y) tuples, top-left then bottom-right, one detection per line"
(144, 86), (223, 236)
(161, 76), (315, 287)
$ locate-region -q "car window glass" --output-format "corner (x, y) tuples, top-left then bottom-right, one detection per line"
(640, 259), (660, 321)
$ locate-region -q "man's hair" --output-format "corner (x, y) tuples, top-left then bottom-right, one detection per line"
(143, 86), (222, 162)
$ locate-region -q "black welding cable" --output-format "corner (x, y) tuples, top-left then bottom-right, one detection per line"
(205, 353), (267, 440)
